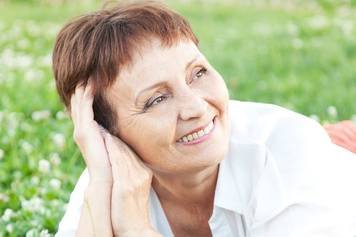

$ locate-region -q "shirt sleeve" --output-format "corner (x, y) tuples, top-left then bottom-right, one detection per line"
(55, 169), (89, 237)
(258, 113), (356, 236)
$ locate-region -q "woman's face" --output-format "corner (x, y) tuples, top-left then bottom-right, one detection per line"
(106, 39), (230, 175)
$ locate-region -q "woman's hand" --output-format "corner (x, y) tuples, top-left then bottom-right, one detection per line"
(71, 83), (113, 237)
(103, 133), (158, 236)
(324, 120), (356, 153)
(71, 82), (160, 237)
(71, 83), (113, 182)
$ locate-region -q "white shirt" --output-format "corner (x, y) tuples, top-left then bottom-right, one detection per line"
(56, 100), (356, 237)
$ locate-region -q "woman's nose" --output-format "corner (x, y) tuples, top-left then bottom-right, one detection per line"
(178, 93), (208, 121)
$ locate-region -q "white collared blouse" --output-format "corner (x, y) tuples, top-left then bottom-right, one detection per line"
(56, 100), (356, 237)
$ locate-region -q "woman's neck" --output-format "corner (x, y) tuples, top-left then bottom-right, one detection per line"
(152, 165), (219, 206)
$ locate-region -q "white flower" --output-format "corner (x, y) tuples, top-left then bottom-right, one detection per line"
(16, 55), (33, 69)
(1, 208), (14, 222)
(334, 18), (353, 36)
(20, 140), (33, 154)
(31, 176), (40, 185)
(292, 38), (303, 49)
(309, 114), (320, 122)
(26, 21), (41, 36)
(39, 229), (50, 237)
(14, 171), (22, 180)
(49, 153), (61, 165)
(340, 20), (353, 36)
(254, 23), (271, 36)
(0, 193), (9, 202)
(287, 22), (299, 36)
(20, 122), (32, 132)
(17, 38), (30, 49)
(38, 159), (50, 173)
(26, 229), (37, 237)
(40, 54), (52, 67)
(6, 223), (13, 233)
(56, 110), (67, 120)
(51, 199), (61, 207)
(30, 218), (40, 227)
(52, 133), (65, 149)
(7, 112), (19, 137)
(0, 148), (4, 160)
(21, 197), (45, 213)
(46, 23), (61, 37)
(308, 15), (329, 30)
(49, 178), (61, 190)
(31, 110), (51, 121)
(25, 69), (44, 82)
(327, 105), (338, 118)
(352, 114), (356, 123)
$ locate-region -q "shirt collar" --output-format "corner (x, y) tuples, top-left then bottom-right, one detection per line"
(213, 102), (288, 228)
(214, 139), (266, 214)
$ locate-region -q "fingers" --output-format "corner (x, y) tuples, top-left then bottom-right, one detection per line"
(83, 81), (94, 101)
(70, 81), (95, 131)
(103, 134), (122, 182)
(70, 84), (84, 123)
(103, 133), (152, 183)
(82, 82), (95, 118)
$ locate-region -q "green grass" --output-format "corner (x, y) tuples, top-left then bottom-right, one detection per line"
(0, 1), (355, 236)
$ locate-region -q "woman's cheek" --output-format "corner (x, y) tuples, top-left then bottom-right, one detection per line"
(207, 73), (229, 102)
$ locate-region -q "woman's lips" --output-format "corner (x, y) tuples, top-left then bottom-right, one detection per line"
(177, 117), (216, 145)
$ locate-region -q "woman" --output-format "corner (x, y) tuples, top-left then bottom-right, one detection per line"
(53, 2), (356, 236)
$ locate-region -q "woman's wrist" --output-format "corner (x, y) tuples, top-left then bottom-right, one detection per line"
(83, 182), (113, 237)
(88, 168), (113, 185)
(85, 180), (112, 200)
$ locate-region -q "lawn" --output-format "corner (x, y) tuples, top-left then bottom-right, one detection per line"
(0, 0), (355, 236)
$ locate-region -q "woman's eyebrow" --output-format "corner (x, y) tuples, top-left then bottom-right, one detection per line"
(135, 81), (166, 106)
(185, 54), (201, 71)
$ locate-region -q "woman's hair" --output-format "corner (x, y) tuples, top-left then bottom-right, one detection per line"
(52, 1), (198, 133)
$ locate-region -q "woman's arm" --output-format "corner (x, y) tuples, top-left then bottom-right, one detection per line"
(324, 120), (356, 153)
(70, 84), (113, 237)
(76, 181), (113, 237)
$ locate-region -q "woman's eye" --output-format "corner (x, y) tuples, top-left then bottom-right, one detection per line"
(144, 95), (167, 110)
(152, 96), (165, 105)
(193, 67), (207, 81)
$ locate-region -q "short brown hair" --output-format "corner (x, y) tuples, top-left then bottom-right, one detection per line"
(52, 1), (199, 134)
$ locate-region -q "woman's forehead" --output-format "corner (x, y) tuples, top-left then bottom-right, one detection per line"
(120, 39), (202, 79)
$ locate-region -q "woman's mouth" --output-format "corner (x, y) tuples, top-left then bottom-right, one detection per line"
(177, 117), (216, 145)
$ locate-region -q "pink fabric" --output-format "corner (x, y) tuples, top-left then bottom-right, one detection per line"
(324, 121), (356, 153)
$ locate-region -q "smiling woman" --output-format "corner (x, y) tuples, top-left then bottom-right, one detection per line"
(103, 39), (230, 175)
(52, 1), (356, 237)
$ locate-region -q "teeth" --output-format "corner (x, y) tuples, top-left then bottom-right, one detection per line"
(178, 120), (214, 143)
